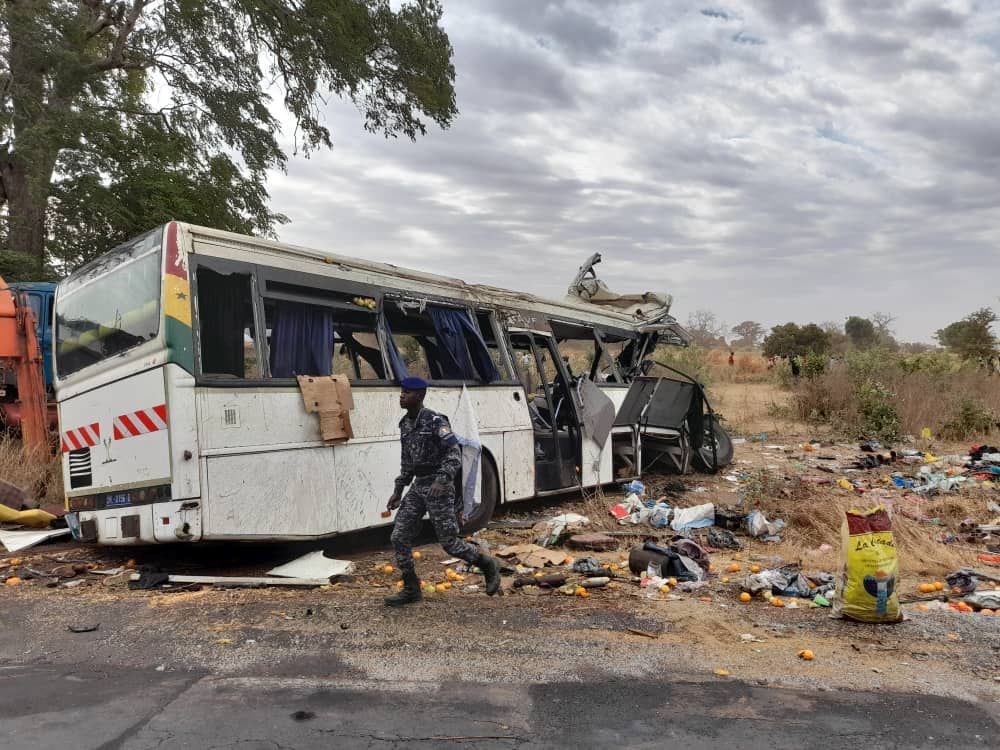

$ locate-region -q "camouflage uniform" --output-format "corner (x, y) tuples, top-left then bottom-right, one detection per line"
(391, 408), (481, 575)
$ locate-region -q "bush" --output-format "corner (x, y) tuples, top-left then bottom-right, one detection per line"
(941, 399), (995, 440)
(855, 379), (901, 442)
(651, 345), (711, 386)
(802, 351), (827, 378)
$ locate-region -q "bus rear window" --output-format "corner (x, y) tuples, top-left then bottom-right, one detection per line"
(56, 229), (163, 378)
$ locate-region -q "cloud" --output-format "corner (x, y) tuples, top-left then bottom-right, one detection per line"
(264, 0), (1000, 343)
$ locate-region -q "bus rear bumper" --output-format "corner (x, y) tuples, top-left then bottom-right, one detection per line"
(67, 500), (203, 545)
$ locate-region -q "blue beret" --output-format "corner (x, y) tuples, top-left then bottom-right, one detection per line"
(400, 376), (428, 390)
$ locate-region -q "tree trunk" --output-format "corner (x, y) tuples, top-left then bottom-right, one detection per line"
(2, 154), (53, 276)
(2, 2), (62, 276)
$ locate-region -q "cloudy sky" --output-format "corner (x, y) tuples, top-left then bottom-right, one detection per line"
(266, 0), (1000, 344)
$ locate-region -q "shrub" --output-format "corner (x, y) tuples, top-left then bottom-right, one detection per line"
(941, 398), (995, 440)
(855, 379), (901, 442)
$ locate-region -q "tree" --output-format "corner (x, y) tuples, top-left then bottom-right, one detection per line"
(685, 309), (727, 348)
(730, 320), (764, 350)
(0, 1), (457, 276)
(762, 322), (832, 358)
(935, 308), (998, 361)
(845, 316), (877, 349)
(871, 311), (899, 350)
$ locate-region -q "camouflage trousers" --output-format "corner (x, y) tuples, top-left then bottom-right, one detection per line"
(391, 477), (482, 576)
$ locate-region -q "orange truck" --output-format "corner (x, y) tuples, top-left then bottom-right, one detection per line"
(0, 276), (52, 457)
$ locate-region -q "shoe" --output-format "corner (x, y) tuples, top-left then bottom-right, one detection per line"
(384, 571), (422, 606)
(478, 555), (502, 596)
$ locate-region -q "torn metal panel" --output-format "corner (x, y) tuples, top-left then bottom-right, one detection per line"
(0, 527), (71, 553)
(266, 551), (354, 579)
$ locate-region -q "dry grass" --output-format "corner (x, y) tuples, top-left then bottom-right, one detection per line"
(0, 436), (63, 507)
(793, 359), (1000, 441)
(708, 380), (803, 437)
(757, 484), (983, 577)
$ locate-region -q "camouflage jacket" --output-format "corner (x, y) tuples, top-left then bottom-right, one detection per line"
(395, 408), (462, 491)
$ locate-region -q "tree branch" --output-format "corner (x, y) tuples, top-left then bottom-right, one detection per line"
(84, 0), (154, 74)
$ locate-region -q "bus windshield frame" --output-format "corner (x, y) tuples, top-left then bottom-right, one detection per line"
(55, 227), (164, 379)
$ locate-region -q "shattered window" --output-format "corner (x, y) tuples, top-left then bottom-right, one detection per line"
(196, 268), (261, 379)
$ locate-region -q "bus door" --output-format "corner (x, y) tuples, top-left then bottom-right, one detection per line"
(509, 332), (582, 492)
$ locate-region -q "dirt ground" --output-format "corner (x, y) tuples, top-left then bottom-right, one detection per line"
(2, 381), (999, 711)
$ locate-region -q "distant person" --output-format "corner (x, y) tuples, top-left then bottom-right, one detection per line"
(728, 351), (735, 367)
(790, 356), (801, 377)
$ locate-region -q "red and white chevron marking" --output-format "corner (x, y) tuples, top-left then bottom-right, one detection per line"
(61, 423), (100, 453)
(113, 404), (168, 440)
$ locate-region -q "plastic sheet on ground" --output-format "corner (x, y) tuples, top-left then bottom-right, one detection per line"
(671, 503), (714, 531)
(266, 551), (354, 579)
(0, 527), (70, 553)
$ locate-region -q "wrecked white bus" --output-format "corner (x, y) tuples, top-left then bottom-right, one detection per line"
(54, 224), (732, 546)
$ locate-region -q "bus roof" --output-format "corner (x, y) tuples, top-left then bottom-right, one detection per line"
(180, 222), (685, 339)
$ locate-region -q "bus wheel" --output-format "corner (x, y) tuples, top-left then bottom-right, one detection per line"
(458, 454), (499, 535)
(693, 421), (734, 473)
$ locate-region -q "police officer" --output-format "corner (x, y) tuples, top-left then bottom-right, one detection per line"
(384, 376), (501, 606)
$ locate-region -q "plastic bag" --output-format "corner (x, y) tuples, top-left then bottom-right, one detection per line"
(746, 510), (786, 541)
(648, 502), (672, 529)
(834, 505), (902, 623)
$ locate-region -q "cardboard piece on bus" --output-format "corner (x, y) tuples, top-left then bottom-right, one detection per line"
(297, 375), (354, 444)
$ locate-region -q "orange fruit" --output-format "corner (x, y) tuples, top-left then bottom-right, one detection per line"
(382, 565), (394, 575)
(4, 576), (21, 586)
(727, 563), (741, 573)
(750, 565), (761, 574)
(771, 597), (785, 608)
(979, 609), (994, 615)
(739, 592), (752, 603)
(659, 585), (671, 594)
(425, 584), (437, 594)
(798, 649), (815, 661)
(918, 583), (935, 594)
(721, 577), (730, 584)
(668, 577), (678, 587)
(412, 551), (422, 560)
(8, 558), (22, 566)
(932, 581), (943, 591)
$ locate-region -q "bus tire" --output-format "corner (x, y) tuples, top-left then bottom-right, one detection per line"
(693, 421), (734, 473)
(457, 453), (499, 535)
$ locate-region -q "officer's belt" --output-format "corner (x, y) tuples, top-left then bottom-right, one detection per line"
(412, 467), (439, 478)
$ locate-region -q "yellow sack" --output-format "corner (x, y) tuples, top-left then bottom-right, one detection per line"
(834, 505), (901, 623)
(0, 504), (56, 529)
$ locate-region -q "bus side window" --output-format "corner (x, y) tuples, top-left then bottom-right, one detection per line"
(331, 310), (385, 382)
(195, 268), (261, 379)
(383, 303), (435, 380)
(476, 311), (511, 380)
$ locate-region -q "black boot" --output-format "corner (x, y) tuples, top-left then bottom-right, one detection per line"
(478, 555), (502, 596)
(384, 571), (422, 606)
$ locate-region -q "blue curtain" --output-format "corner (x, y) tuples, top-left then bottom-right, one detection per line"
(427, 306), (500, 383)
(378, 317), (409, 380)
(269, 301), (335, 377)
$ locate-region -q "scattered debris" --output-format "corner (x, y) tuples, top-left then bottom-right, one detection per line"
(0, 528), (71, 553)
(67, 623), (99, 633)
(266, 551), (354, 580)
(127, 574), (330, 588)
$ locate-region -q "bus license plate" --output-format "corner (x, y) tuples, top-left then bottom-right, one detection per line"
(106, 492), (132, 508)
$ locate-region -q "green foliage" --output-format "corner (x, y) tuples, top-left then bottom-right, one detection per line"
(844, 316), (876, 349)
(935, 308), (998, 361)
(0, 1), (458, 270)
(802, 351), (827, 378)
(941, 399), (995, 440)
(854, 379), (901, 442)
(651, 344), (711, 386)
(762, 322), (832, 358)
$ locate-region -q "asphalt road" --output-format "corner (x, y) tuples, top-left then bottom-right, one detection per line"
(0, 664), (996, 750)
